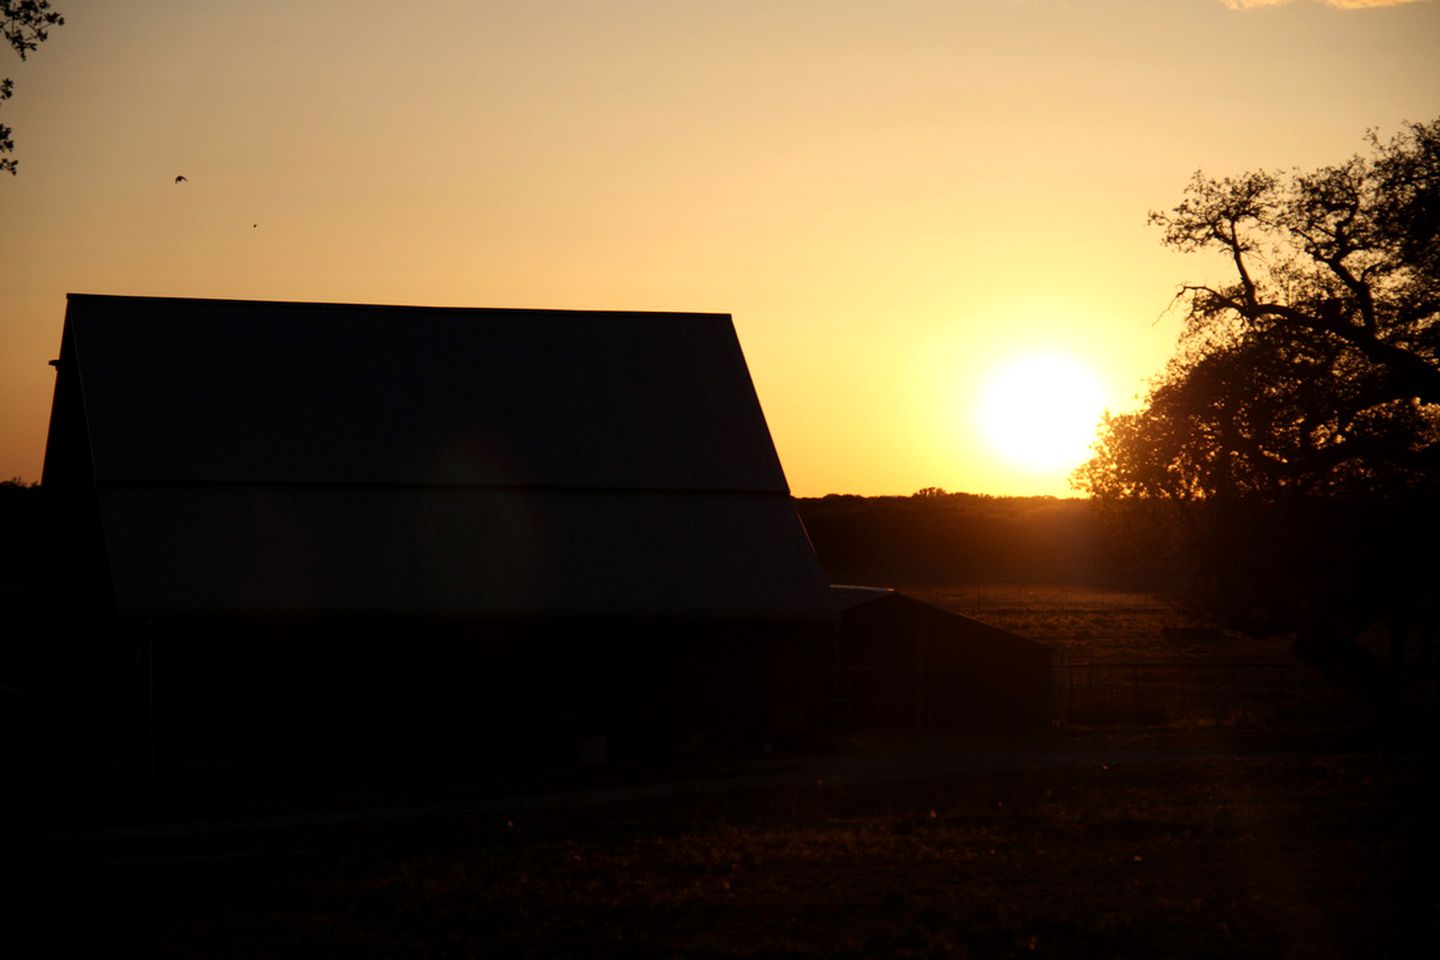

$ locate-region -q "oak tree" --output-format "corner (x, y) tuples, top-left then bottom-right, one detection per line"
(1078, 119), (1440, 501)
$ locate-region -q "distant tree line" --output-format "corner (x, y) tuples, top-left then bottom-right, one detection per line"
(796, 490), (1173, 588)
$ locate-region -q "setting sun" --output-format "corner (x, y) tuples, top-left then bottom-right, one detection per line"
(978, 353), (1105, 474)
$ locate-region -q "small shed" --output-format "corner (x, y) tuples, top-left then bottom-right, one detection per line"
(831, 586), (1056, 733)
(35, 295), (838, 780)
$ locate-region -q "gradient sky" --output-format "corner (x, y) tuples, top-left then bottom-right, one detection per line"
(2, 0), (1436, 496)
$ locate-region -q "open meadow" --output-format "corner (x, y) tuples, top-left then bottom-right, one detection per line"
(890, 582), (1285, 662)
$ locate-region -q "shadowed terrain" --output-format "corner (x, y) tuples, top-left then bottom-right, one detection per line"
(3, 726), (1433, 958)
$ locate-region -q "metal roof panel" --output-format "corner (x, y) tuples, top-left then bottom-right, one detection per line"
(65, 295), (788, 492)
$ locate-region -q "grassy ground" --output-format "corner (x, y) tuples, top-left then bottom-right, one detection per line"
(4, 731), (1435, 958)
(891, 582), (1293, 662)
(5, 583), (1430, 957)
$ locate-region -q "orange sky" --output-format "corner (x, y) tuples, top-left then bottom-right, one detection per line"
(2, 0), (1437, 496)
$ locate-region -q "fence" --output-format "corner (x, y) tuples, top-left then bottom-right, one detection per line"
(1056, 659), (1367, 729)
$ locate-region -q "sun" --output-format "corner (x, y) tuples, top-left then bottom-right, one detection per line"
(977, 353), (1105, 473)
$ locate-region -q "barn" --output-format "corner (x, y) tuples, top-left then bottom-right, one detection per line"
(31, 293), (1053, 787)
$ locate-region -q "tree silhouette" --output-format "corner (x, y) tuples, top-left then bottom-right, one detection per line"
(1077, 118), (1440, 501)
(1, 1), (64, 175)
(1075, 120), (1440, 720)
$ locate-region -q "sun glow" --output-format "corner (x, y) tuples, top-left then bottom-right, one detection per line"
(977, 353), (1106, 474)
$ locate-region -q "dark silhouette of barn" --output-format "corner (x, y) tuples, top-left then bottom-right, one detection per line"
(31, 294), (1053, 788)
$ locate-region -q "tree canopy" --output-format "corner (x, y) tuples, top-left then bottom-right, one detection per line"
(1076, 119), (1440, 502)
(1, 1), (64, 175)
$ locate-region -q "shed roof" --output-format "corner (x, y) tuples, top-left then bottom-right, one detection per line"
(45, 295), (835, 620)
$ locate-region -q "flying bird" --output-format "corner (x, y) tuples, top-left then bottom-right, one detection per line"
(174, 174), (187, 183)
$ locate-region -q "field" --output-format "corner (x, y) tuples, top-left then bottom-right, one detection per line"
(4, 583), (1432, 957)
(891, 582), (1286, 661)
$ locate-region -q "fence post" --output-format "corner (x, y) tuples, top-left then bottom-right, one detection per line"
(1213, 661), (1222, 726)
(1294, 664), (1304, 726)
(1063, 661), (1070, 725)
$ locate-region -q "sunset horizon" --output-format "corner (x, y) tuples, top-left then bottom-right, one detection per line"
(3, 0), (1437, 497)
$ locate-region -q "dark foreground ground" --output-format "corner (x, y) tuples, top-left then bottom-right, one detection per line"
(4, 727), (1436, 958)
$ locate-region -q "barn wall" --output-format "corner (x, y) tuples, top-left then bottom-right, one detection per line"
(131, 615), (834, 781)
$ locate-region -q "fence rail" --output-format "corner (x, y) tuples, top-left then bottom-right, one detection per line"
(1055, 659), (1366, 728)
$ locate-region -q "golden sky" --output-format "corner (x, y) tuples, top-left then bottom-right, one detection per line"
(2, 0), (1437, 496)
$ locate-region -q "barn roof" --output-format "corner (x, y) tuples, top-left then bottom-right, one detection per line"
(44, 294), (836, 620)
